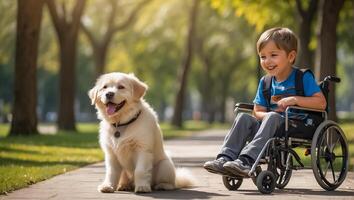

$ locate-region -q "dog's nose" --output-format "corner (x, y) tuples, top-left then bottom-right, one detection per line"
(105, 92), (114, 99)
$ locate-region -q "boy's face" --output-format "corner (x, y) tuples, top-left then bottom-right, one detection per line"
(258, 40), (296, 80)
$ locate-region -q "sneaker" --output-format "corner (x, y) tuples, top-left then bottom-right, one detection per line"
(223, 159), (252, 177)
(203, 157), (229, 175)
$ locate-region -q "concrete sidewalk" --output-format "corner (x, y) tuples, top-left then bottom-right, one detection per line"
(1, 129), (354, 200)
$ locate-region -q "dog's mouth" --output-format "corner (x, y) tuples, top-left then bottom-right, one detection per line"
(106, 100), (126, 115)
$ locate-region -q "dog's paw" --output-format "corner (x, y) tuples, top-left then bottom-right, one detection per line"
(117, 184), (134, 191)
(98, 183), (115, 193)
(134, 185), (152, 193)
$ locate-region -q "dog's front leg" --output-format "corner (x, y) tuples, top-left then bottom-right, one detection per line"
(117, 170), (134, 191)
(134, 152), (153, 193)
(98, 151), (121, 193)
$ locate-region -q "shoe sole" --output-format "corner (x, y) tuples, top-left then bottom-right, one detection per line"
(223, 165), (250, 177)
(204, 166), (242, 178)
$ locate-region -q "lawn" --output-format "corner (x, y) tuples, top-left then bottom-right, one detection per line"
(0, 121), (220, 194)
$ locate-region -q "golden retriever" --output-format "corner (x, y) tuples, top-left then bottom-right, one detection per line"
(88, 72), (194, 193)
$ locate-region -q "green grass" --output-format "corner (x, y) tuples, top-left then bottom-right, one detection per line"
(0, 121), (215, 194)
(0, 124), (103, 194)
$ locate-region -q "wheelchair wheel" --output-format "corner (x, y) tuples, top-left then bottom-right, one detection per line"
(256, 170), (276, 194)
(222, 176), (243, 191)
(311, 120), (349, 191)
(275, 158), (292, 189)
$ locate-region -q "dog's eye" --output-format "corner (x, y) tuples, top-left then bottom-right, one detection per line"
(103, 85), (107, 89)
(117, 85), (125, 89)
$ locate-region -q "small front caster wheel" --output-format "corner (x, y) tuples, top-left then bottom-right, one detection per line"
(256, 170), (276, 194)
(222, 176), (243, 191)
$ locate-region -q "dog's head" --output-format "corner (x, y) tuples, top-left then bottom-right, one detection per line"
(88, 72), (148, 120)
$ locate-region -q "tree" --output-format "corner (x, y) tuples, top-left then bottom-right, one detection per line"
(10, 0), (45, 136)
(118, 0), (187, 121)
(194, 3), (254, 123)
(171, 0), (200, 127)
(294, 0), (318, 69)
(314, 0), (345, 121)
(81, 0), (151, 77)
(46, 0), (86, 131)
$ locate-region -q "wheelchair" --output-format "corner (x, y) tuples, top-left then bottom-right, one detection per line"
(222, 76), (349, 194)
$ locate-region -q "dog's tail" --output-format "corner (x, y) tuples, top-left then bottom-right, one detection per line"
(175, 168), (196, 189)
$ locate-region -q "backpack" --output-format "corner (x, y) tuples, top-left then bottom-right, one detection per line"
(262, 67), (314, 111)
(261, 67), (323, 139)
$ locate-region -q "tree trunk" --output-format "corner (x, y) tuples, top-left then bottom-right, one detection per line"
(198, 51), (212, 122)
(47, 0), (86, 131)
(295, 0), (318, 69)
(57, 35), (77, 130)
(315, 0), (345, 121)
(297, 19), (313, 68)
(10, 0), (44, 136)
(93, 45), (108, 76)
(219, 74), (231, 123)
(171, 0), (200, 127)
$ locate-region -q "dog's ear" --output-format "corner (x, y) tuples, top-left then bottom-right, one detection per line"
(129, 73), (148, 99)
(88, 86), (99, 105)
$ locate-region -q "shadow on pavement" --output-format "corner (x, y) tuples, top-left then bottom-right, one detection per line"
(138, 188), (229, 199)
(237, 188), (354, 196)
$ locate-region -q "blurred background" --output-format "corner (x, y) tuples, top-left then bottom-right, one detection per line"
(0, 0), (353, 133)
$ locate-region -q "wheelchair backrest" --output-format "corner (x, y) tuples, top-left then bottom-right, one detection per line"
(318, 76), (341, 112)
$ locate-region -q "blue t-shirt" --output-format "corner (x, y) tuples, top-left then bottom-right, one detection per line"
(253, 68), (321, 117)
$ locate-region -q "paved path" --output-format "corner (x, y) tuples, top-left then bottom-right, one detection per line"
(1, 129), (354, 200)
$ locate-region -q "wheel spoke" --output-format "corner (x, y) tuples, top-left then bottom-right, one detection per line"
(278, 171), (284, 184)
(329, 159), (336, 183)
(323, 159), (330, 177)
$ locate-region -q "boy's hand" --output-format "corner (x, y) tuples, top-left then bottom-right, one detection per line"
(276, 96), (297, 112)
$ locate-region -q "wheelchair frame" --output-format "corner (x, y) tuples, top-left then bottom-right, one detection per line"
(222, 76), (349, 194)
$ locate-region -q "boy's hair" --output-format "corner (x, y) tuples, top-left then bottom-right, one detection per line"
(257, 27), (298, 56)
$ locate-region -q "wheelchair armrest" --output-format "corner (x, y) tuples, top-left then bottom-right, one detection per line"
(285, 106), (326, 114)
(284, 106), (327, 131)
(234, 103), (254, 112)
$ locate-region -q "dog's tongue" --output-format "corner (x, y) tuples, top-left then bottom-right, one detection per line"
(106, 103), (117, 115)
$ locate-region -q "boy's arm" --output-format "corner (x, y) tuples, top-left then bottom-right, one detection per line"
(253, 104), (268, 120)
(277, 92), (327, 111)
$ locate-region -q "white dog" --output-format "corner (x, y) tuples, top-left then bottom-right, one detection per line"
(88, 72), (194, 193)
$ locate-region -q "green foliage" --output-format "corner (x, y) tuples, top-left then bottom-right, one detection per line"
(111, 0), (187, 119)
(211, 0), (296, 32)
(0, 0), (353, 124)
(0, 1), (16, 107)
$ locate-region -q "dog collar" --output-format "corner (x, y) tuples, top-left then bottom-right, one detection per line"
(112, 110), (142, 137)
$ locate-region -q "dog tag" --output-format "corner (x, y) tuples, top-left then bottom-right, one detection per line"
(114, 131), (121, 138)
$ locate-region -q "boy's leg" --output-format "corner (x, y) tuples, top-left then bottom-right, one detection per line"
(218, 113), (260, 160)
(224, 112), (284, 176)
(203, 113), (260, 175)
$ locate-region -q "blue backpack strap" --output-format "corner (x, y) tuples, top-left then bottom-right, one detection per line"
(262, 75), (272, 111)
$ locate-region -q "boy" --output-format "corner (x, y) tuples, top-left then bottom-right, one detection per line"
(203, 27), (326, 176)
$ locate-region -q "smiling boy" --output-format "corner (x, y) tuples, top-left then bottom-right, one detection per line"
(204, 27), (326, 176)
